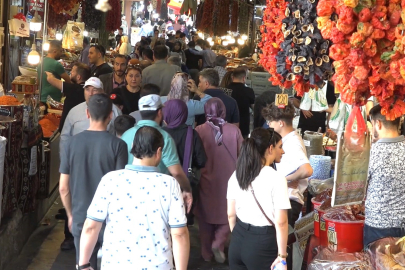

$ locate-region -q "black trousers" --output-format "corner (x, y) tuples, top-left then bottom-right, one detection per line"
(229, 218), (278, 270)
(364, 224), (405, 247)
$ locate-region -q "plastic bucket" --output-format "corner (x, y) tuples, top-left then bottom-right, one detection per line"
(323, 214), (364, 253)
(311, 198), (322, 211)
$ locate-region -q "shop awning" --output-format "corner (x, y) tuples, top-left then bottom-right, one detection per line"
(168, 1), (182, 14)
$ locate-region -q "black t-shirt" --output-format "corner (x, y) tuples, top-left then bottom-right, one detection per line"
(195, 89), (240, 126)
(111, 86), (141, 115)
(91, 63), (113, 78)
(59, 130), (128, 236)
(229, 82), (255, 137)
(60, 82), (86, 132)
(295, 82), (337, 134)
(185, 49), (202, 70)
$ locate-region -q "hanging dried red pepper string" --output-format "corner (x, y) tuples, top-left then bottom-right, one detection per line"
(106, 0), (122, 31)
(200, 0), (214, 33)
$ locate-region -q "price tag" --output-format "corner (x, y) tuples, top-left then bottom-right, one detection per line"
(275, 94), (289, 108)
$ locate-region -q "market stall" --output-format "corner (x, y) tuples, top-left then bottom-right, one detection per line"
(256, 0), (405, 265)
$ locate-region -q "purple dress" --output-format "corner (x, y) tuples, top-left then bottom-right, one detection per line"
(195, 122), (243, 224)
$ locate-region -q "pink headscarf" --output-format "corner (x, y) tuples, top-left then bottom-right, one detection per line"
(167, 73), (190, 103)
(204, 97), (227, 145)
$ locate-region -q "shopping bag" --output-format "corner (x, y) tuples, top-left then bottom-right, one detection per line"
(8, 19), (29, 37)
(332, 106), (370, 207)
(328, 97), (346, 133)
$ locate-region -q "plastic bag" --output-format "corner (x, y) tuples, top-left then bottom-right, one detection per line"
(344, 106), (367, 152)
(308, 248), (372, 269)
(46, 95), (64, 110)
(308, 178), (334, 196)
(329, 98), (347, 133)
(332, 108), (370, 207)
(367, 237), (405, 270)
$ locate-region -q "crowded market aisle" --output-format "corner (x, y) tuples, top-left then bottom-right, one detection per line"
(4, 198), (230, 270)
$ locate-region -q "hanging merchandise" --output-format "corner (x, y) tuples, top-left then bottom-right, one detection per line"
(238, 0), (249, 34)
(180, 0), (197, 16)
(156, 0), (162, 13)
(83, 0), (102, 30)
(62, 21), (85, 50)
(195, 1), (205, 30)
(8, 13), (29, 37)
(332, 106), (370, 207)
(322, 0), (405, 118)
(106, 0), (121, 31)
(161, 0), (168, 20)
(258, 0), (290, 89)
(274, 0), (334, 96)
(213, 0), (230, 36)
(230, 0), (239, 32)
(200, 0), (214, 34)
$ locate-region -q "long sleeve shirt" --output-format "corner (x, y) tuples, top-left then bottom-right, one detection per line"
(189, 48), (217, 68)
(186, 94), (212, 126)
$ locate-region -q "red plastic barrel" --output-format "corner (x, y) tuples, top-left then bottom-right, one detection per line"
(311, 198), (322, 211)
(318, 208), (328, 247)
(323, 213), (365, 253)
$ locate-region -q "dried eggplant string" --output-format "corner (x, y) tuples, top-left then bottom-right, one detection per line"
(238, 0), (249, 34)
(230, 0), (239, 32)
(275, 0), (333, 96)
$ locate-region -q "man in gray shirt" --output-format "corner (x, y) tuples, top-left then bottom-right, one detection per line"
(60, 77), (121, 157)
(189, 40), (217, 68)
(142, 45), (181, 96)
(59, 93), (128, 269)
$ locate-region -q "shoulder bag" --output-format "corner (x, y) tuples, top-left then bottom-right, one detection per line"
(183, 126), (199, 187)
(250, 184), (275, 226)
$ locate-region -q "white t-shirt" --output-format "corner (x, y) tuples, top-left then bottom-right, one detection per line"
(227, 166), (291, 227)
(275, 130), (310, 205)
(87, 165), (187, 270)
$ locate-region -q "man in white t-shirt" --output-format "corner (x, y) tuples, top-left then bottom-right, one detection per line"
(78, 126), (190, 270)
(262, 102), (313, 226)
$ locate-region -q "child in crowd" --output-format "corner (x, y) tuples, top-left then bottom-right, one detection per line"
(114, 115), (136, 138)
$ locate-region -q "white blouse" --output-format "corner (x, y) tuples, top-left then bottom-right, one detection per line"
(227, 166), (291, 227)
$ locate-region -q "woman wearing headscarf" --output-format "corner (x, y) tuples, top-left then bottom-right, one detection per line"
(162, 99), (207, 225)
(170, 41), (186, 63)
(195, 98), (243, 263)
(118, 36), (132, 56)
(167, 73), (212, 126)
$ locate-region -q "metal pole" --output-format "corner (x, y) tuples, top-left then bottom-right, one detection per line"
(38, 0), (48, 105)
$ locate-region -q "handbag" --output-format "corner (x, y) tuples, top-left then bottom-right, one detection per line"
(183, 126), (199, 187)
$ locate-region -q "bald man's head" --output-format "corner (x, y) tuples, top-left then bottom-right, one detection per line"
(140, 60), (152, 69)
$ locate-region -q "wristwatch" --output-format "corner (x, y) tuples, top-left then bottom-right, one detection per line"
(78, 263), (91, 270)
(278, 253), (288, 259)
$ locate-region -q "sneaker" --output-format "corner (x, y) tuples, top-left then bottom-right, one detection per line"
(60, 238), (75, 251)
(212, 247), (226, 263)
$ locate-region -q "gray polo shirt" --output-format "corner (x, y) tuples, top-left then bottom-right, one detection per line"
(141, 60), (181, 96)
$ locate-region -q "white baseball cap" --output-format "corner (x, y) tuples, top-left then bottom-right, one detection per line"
(84, 77), (104, 89)
(138, 94), (163, 111)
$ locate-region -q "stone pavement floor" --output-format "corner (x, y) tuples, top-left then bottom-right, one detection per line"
(4, 198), (230, 270)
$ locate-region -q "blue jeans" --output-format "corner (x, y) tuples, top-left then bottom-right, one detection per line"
(363, 224), (405, 247)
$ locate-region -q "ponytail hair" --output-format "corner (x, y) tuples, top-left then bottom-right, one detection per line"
(236, 127), (282, 190)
